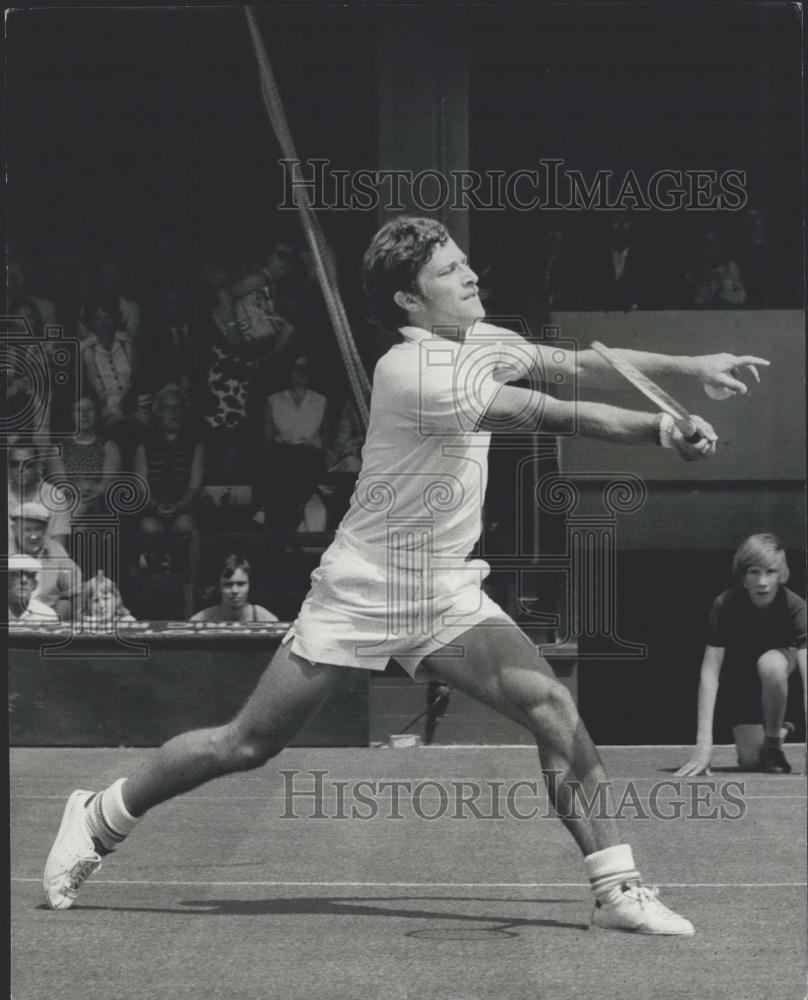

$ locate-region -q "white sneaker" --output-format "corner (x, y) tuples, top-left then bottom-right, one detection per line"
(43, 790), (103, 910)
(591, 884), (695, 936)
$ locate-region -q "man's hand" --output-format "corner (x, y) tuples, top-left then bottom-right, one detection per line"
(668, 415), (718, 461)
(674, 747), (713, 777)
(694, 354), (769, 396)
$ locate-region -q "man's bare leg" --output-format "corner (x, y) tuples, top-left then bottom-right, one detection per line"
(421, 619), (619, 856)
(420, 619), (695, 934)
(44, 642), (348, 908)
(124, 643), (347, 815)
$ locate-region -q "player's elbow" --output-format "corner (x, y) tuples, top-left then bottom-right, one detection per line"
(479, 385), (571, 434)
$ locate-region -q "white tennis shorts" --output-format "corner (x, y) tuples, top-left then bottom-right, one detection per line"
(285, 528), (513, 680)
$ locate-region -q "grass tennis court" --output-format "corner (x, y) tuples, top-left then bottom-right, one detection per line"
(12, 745), (806, 1000)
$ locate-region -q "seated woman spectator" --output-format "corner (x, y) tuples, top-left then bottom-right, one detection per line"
(135, 384), (205, 536)
(255, 356), (328, 531)
(80, 295), (148, 453)
(190, 555), (278, 624)
(199, 261), (275, 477)
(80, 571), (136, 629)
(8, 554), (60, 625)
(53, 397), (122, 518)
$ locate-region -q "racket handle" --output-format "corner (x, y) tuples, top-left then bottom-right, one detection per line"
(674, 416), (702, 444)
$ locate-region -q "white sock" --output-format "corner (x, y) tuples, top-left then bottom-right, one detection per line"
(585, 844), (640, 904)
(86, 778), (139, 852)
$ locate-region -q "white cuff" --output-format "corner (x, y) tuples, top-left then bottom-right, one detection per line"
(658, 413), (676, 449)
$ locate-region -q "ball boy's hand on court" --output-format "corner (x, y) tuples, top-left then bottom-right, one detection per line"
(674, 749), (713, 777)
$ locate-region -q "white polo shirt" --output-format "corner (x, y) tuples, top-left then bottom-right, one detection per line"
(9, 597), (59, 624)
(338, 322), (537, 560)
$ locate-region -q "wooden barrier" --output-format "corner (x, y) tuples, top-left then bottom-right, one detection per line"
(9, 627), (368, 747)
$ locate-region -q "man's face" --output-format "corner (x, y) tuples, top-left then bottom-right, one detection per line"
(742, 563), (781, 608)
(221, 568), (250, 610)
(10, 571), (35, 607)
(14, 518), (47, 556)
(406, 239), (484, 334)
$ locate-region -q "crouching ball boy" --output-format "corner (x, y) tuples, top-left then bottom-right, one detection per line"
(45, 216), (770, 934)
(676, 534), (806, 776)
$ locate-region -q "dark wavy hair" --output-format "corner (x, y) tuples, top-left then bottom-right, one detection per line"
(362, 216), (449, 332)
(220, 554), (251, 582)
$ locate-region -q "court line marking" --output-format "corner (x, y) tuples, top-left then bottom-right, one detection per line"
(12, 744), (805, 751)
(11, 877), (807, 889)
(11, 793), (806, 802)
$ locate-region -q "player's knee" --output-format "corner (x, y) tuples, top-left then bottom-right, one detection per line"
(756, 649), (789, 682)
(208, 727), (278, 772)
(501, 669), (576, 722)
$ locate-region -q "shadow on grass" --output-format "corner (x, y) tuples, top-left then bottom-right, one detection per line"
(59, 894), (590, 933)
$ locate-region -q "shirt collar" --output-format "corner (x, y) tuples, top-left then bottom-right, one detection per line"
(399, 325), (432, 344)
(88, 330), (127, 351)
(399, 324), (472, 345)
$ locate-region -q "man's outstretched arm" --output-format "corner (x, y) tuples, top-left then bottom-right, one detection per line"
(482, 384), (717, 461)
(535, 344), (769, 396)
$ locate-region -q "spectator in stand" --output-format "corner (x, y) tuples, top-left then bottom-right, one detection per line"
(190, 555), (278, 624)
(327, 399), (364, 475)
(231, 263), (296, 392)
(685, 229), (747, 308)
(198, 259), (250, 472)
(8, 446), (71, 546)
(140, 286), (210, 417)
(80, 295), (148, 450)
(79, 259), (141, 342)
(9, 501), (82, 620)
(53, 397), (122, 518)
(580, 211), (651, 310)
(261, 241), (310, 338)
(80, 571), (136, 628)
(256, 356), (328, 531)
(320, 399), (365, 530)
(135, 384), (204, 536)
(201, 259), (293, 477)
(7, 554), (60, 625)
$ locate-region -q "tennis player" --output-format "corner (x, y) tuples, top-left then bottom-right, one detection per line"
(45, 216), (769, 934)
